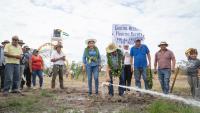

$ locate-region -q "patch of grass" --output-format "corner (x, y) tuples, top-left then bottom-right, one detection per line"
(118, 107), (147, 113)
(0, 96), (42, 113)
(118, 108), (136, 113)
(40, 89), (55, 97)
(147, 100), (200, 113)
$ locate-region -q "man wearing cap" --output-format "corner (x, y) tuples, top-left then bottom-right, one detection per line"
(20, 45), (32, 89)
(51, 44), (65, 89)
(0, 40), (10, 91)
(154, 41), (176, 94)
(3, 36), (23, 96)
(18, 40), (26, 90)
(130, 39), (151, 90)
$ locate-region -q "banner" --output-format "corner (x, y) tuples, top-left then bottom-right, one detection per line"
(112, 24), (145, 45)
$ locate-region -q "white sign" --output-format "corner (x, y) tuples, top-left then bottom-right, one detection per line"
(112, 24), (145, 45)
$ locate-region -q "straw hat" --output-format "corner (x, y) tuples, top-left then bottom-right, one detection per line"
(185, 48), (198, 56)
(106, 43), (118, 53)
(158, 41), (168, 47)
(1, 40), (10, 45)
(85, 39), (97, 44)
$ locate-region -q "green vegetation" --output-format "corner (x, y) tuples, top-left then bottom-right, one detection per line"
(147, 100), (200, 113)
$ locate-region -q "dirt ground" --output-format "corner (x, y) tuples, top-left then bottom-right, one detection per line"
(0, 74), (198, 113)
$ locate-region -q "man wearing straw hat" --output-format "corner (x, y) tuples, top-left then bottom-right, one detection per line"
(105, 43), (125, 96)
(154, 41), (176, 94)
(3, 36), (23, 96)
(0, 40), (10, 91)
(51, 44), (66, 89)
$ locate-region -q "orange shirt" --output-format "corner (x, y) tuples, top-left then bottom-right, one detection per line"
(31, 55), (43, 71)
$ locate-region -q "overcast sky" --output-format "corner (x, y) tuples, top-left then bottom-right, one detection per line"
(0, 0), (200, 64)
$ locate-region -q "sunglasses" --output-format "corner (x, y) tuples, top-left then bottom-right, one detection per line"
(12, 39), (19, 41)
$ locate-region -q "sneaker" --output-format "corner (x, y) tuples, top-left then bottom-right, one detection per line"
(33, 86), (37, 90)
(11, 89), (21, 93)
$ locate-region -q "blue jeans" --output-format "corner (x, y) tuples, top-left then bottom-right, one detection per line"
(86, 65), (99, 95)
(158, 69), (171, 94)
(108, 70), (125, 96)
(32, 70), (43, 87)
(3, 64), (20, 92)
(134, 67), (148, 89)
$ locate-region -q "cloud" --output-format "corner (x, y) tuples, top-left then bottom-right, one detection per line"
(0, 0), (200, 63)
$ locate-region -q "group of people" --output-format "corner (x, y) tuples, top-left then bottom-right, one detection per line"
(82, 38), (200, 99)
(0, 36), (199, 99)
(0, 36), (66, 96)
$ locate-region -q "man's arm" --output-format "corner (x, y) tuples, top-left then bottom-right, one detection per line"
(171, 52), (176, 72)
(29, 57), (32, 73)
(147, 53), (151, 68)
(4, 53), (21, 59)
(130, 57), (134, 72)
(154, 53), (158, 74)
(41, 57), (44, 70)
(106, 65), (111, 82)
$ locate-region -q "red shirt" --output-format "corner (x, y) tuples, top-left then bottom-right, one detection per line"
(31, 55), (43, 71)
(155, 49), (175, 69)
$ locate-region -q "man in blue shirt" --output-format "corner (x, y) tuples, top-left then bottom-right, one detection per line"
(0, 40), (10, 91)
(130, 39), (151, 90)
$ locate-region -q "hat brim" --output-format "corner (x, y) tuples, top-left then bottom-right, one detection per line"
(158, 44), (168, 47)
(106, 45), (118, 53)
(19, 42), (25, 45)
(85, 39), (97, 44)
(1, 42), (10, 45)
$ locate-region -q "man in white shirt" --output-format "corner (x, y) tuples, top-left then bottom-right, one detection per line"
(123, 45), (132, 93)
(51, 44), (65, 89)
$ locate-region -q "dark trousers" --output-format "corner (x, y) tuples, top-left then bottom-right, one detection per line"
(0, 65), (5, 90)
(21, 67), (32, 88)
(108, 70), (125, 96)
(51, 65), (64, 89)
(124, 65), (132, 91)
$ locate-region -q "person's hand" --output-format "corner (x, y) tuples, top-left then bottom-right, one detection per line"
(82, 65), (86, 72)
(131, 65), (134, 73)
(198, 69), (200, 77)
(98, 65), (102, 72)
(30, 69), (32, 73)
(154, 69), (157, 74)
(61, 56), (65, 60)
(106, 76), (111, 82)
(15, 55), (21, 59)
(41, 66), (44, 71)
(148, 64), (151, 69)
(171, 69), (175, 73)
